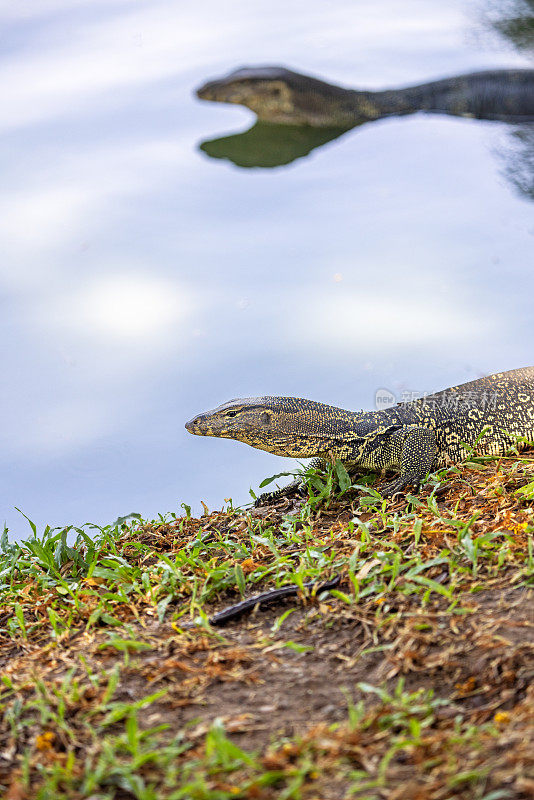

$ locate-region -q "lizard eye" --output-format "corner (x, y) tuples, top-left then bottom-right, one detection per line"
(226, 410), (239, 418)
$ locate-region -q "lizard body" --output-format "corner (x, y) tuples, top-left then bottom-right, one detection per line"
(197, 66), (534, 127)
(185, 367), (534, 496)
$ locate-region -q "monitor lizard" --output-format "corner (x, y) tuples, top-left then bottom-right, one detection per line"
(197, 66), (534, 127)
(185, 367), (534, 498)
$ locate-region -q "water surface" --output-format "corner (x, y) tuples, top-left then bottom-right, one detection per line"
(1, 0), (533, 539)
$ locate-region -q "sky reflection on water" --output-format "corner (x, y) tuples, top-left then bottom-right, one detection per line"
(1, 0), (533, 539)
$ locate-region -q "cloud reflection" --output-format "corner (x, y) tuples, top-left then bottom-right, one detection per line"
(79, 275), (189, 341)
(295, 291), (491, 351)
(1, 3), (237, 132)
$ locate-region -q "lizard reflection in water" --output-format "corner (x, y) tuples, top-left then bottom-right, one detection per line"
(196, 65), (534, 172)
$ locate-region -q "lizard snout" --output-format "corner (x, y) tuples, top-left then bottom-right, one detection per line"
(185, 415), (205, 434)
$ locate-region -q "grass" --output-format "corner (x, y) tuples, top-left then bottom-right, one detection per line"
(1, 452), (534, 798)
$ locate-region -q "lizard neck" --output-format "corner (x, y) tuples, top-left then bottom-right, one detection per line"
(349, 70), (534, 124)
(343, 82), (463, 125)
(252, 402), (381, 460)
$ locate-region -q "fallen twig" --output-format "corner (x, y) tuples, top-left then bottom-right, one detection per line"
(209, 574), (341, 626)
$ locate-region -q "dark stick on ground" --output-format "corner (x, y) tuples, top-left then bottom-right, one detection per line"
(209, 574), (341, 626)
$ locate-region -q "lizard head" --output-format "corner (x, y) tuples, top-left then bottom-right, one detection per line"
(196, 66), (356, 126)
(185, 396), (357, 458)
(197, 66), (292, 110)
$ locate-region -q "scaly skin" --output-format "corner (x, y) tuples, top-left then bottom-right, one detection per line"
(185, 367), (534, 498)
(196, 66), (534, 127)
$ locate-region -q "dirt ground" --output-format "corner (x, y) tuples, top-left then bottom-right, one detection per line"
(1, 456), (534, 798)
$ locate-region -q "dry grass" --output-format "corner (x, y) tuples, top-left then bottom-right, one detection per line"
(1, 453), (533, 798)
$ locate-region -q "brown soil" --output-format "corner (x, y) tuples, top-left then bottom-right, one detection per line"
(1, 454), (534, 798)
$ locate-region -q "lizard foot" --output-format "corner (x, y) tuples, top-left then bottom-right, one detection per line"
(254, 481), (305, 508)
(381, 476), (421, 498)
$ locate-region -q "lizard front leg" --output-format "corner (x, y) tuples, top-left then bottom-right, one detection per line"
(381, 426), (436, 497)
(254, 457), (326, 506)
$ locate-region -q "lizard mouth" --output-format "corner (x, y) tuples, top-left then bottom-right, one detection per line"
(185, 416), (206, 434)
(196, 81), (218, 100)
